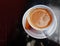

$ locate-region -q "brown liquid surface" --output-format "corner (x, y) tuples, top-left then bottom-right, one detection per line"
(29, 8), (52, 28)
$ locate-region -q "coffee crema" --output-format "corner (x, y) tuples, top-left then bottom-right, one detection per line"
(27, 8), (52, 28)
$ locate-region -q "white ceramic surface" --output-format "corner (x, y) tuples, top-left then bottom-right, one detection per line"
(22, 5), (57, 39)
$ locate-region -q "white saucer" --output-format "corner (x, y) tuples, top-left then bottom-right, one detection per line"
(22, 5), (57, 39)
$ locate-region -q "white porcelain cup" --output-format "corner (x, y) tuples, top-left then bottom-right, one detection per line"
(22, 5), (57, 39)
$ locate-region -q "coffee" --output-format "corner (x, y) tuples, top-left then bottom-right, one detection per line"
(27, 8), (52, 28)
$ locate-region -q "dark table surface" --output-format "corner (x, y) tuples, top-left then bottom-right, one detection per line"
(0, 0), (60, 46)
(14, 0), (60, 46)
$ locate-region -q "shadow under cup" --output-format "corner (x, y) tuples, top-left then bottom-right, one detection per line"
(22, 5), (57, 39)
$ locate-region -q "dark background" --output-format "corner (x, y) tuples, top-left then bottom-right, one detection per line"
(0, 0), (60, 46)
(0, 0), (23, 46)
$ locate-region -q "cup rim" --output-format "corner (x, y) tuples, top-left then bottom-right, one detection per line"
(26, 5), (55, 31)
